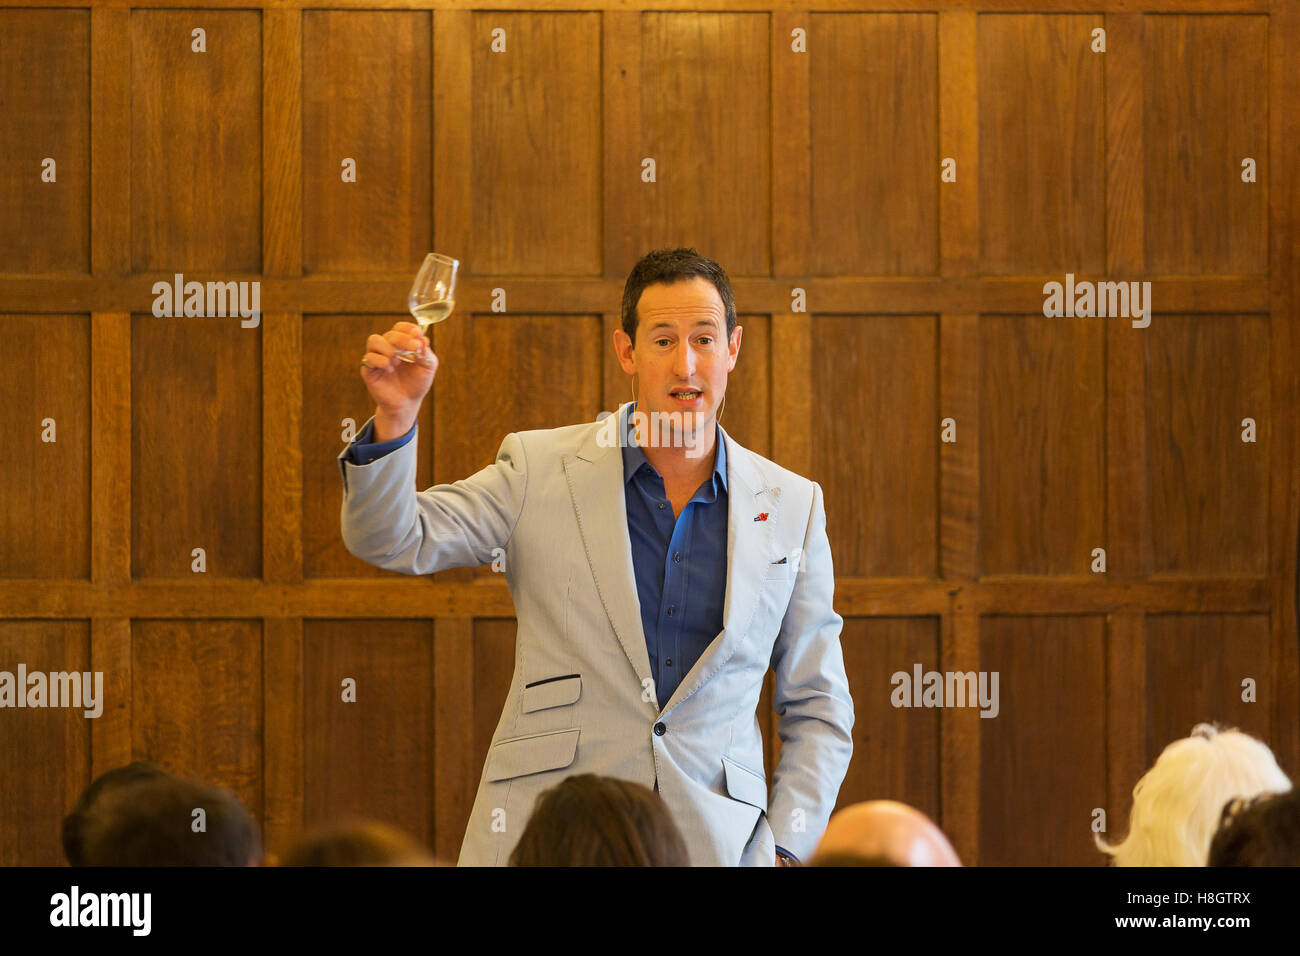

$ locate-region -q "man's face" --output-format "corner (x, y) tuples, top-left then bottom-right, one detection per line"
(614, 276), (742, 443)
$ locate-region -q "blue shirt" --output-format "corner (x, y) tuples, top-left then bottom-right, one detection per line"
(619, 402), (728, 714)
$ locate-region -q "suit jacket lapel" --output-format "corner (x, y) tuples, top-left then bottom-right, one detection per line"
(563, 403), (652, 685)
(663, 422), (780, 713)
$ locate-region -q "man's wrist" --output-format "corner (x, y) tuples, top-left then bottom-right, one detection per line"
(373, 406), (417, 443)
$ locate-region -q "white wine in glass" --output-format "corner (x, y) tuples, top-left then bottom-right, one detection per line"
(394, 252), (458, 364)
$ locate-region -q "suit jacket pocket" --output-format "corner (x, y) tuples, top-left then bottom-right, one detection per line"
(485, 727), (580, 782)
(722, 755), (768, 811)
(521, 674), (581, 713)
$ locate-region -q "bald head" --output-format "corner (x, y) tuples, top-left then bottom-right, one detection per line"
(812, 801), (962, 867)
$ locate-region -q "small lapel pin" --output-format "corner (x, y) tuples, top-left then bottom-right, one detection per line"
(772, 556), (787, 564)
(754, 512), (769, 522)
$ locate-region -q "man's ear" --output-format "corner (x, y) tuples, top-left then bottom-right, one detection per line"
(727, 324), (743, 371)
(613, 328), (637, 375)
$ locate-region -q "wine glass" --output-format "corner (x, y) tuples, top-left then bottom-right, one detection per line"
(394, 252), (458, 364)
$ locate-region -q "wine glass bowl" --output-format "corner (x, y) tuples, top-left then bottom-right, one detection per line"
(394, 252), (458, 363)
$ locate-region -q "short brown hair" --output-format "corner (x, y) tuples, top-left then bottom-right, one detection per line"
(279, 820), (435, 866)
(621, 248), (736, 345)
(509, 774), (690, 866)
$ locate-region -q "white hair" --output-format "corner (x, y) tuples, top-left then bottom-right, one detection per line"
(1097, 723), (1292, 866)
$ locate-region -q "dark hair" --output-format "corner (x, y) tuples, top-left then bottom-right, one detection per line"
(1209, 788), (1300, 866)
(621, 247), (736, 345)
(809, 853), (903, 867)
(63, 761), (172, 866)
(79, 774), (261, 866)
(280, 821), (435, 867)
(508, 773), (690, 866)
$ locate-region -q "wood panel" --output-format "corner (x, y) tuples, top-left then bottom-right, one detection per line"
(130, 10), (262, 272)
(0, 315), (91, 578)
(0, 620), (91, 866)
(302, 11), (431, 274)
(439, 312), (603, 581)
(717, 313), (770, 458)
(979, 315), (1105, 575)
(638, 13), (771, 275)
(131, 619), (263, 820)
(0, 9), (89, 274)
(836, 617), (941, 820)
(809, 13), (937, 276)
(301, 619), (435, 845)
(978, 14), (1105, 275)
(979, 615), (1108, 866)
(131, 314), (262, 578)
(1144, 15), (1268, 275)
(1144, 613), (1273, 766)
(1145, 314), (1269, 574)
(471, 12), (602, 275)
(812, 315), (938, 577)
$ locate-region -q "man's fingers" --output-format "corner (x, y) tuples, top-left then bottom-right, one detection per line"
(368, 332), (397, 356)
(383, 329), (424, 352)
(361, 350), (390, 371)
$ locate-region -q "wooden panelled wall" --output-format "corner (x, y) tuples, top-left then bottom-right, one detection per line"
(0, 0), (1296, 867)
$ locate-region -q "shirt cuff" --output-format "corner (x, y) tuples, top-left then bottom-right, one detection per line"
(348, 418), (416, 465)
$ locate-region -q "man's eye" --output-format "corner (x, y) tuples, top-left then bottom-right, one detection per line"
(655, 338), (670, 347)
(697, 337), (713, 346)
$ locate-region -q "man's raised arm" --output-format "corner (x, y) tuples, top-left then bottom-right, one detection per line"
(337, 320), (528, 576)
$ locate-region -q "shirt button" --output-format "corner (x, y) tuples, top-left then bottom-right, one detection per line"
(666, 658), (673, 667)
(654, 722), (666, 736)
(667, 606), (675, 617)
(673, 552), (682, 563)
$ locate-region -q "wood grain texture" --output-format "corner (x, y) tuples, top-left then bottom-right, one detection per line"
(130, 10), (262, 272)
(810, 14), (937, 276)
(837, 617), (942, 820)
(979, 615), (1108, 865)
(1145, 315), (1269, 574)
(979, 315), (1105, 575)
(303, 10), (430, 274)
(1144, 15), (1268, 275)
(301, 619), (435, 847)
(0, 315), (90, 578)
(978, 14), (1105, 276)
(131, 313), (262, 578)
(638, 13), (771, 274)
(132, 619), (264, 820)
(812, 315), (938, 577)
(471, 12), (601, 275)
(0, 620), (91, 866)
(0, 9), (89, 274)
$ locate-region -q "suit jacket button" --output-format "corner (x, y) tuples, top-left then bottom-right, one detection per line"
(653, 722), (666, 736)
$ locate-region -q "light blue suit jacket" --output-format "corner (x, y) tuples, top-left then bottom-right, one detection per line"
(338, 401), (854, 865)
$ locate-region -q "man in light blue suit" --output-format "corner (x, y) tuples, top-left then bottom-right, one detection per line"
(339, 248), (854, 866)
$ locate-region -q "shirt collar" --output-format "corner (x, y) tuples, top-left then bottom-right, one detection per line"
(620, 401), (728, 494)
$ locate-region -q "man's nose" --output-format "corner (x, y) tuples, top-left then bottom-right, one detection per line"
(673, 341), (697, 377)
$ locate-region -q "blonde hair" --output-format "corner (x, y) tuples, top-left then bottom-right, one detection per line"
(1098, 723), (1292, 866)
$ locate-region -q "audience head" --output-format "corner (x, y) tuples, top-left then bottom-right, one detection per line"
(1209, 787), (1300, 866)
(1097, 723), (1291, 866)
(279, 821), (437, 866)
(79, 772), (262, 866)
(509, 773), (690, 866)
(810, 800), (961, 867)
(63, 761), (173, 866)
